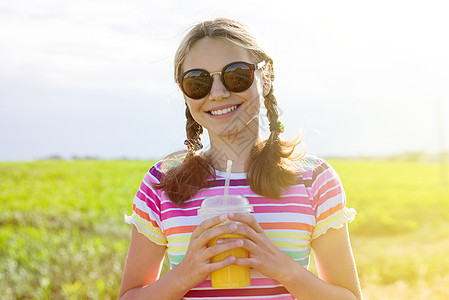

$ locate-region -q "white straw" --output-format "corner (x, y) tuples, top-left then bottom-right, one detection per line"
(224, 160), (232, 196)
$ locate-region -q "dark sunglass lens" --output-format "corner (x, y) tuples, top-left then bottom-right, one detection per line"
(182, 70), (211, 99)
(223, 63), (253, 92)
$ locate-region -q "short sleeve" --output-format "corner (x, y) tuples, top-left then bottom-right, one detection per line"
(124, 162), (168, 246)
(310, 159), (356, 240)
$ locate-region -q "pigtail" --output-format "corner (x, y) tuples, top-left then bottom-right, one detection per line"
(246, 67), (303, 199)
(184, 105), (204, 153)
(153, 105), (215, 206)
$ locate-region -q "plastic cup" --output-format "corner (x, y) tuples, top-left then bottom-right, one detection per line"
(197, 195), (253, 289)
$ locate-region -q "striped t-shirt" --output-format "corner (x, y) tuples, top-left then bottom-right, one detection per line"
(125, 155), (356, 299)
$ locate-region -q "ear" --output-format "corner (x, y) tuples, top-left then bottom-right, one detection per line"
(262, 63), (272, 97)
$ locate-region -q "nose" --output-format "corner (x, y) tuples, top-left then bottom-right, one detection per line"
(208, 73), (230, 100)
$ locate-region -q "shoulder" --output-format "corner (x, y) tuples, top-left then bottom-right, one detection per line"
(147, 151), (186, 176)
(295, 154), (332, 177)
(152, 151), (189, 175)
(294, 155), (342, 192)
(141, 160), (165, 185)
(144, 151), (190, 184)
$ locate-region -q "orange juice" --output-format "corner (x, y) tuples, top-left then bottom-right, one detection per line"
(197, 194), (253, 289)
(207, 234), (250, 289)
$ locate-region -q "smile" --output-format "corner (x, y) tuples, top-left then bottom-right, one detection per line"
(209, 105), (239, 116)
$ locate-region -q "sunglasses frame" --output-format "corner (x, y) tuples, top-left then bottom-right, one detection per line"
(177, 60), (266, 100)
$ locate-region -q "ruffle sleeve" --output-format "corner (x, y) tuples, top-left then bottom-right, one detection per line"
(308, 158), (356, 240)
(124, 162), (168, 246)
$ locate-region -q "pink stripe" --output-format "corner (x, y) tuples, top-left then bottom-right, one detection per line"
(253, 204), (314, 215)
(159, 196), (315, 218)
(249, 277), (283, 286)
(140, 177), (160, 197)
(311, 168), (333, 192)
(196, 187), (253, 198)
(160, 199), (201, 212)
(143, 171), (159, 185)
(184, 285), (290, 298)
(192, 277), (282, 288)
(227, 187), (255, 195)
(196, 187), (311, 204)
(314, 183), (342, 208)
(195, 193), (311, 206)
(161, 200), (312, 219)
(316, 188), (343, 214)
(163, 208), (199, 219)
(184, 295), (293, 300)
(247, 195), (311, 206)
(313, 179), (339, 206)
(266, 296), (294, 300)
(142, 173), (159, 187)
(161, 200), (314, 217)
(136, 190), (160, 215)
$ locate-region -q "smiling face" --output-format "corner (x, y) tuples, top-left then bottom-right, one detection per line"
(181, 37), (267, 140)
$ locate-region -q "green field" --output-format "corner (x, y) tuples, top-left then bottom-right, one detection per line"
(1, 159), (448, 299)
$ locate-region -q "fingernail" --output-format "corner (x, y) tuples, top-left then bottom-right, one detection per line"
(228, 213), (235, 218)
(219, 214), (226, 221)
(217, 239), (223, 244)
(230, 223), (237, 230)
(236, 240), (243, 246)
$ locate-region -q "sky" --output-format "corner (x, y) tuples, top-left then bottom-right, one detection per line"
(1, 0), (448, 161)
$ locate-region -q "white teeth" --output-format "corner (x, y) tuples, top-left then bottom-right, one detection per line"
(210, 105), (238, 116)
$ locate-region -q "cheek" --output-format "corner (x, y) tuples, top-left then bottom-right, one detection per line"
(246, 86), (263, 108)
(185, 99), (207, 125)
(186, 99), (200, 113)
(242, 95), (261, 118)
(185, 100), (196, 119)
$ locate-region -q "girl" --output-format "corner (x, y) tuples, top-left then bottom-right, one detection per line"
(118, 18), (362, 300)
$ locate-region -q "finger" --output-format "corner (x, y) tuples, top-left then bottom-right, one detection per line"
(198, 222), (238, 245)
(233, 257), (256, 268)
(205, 239), (244, 259)
(238, 237), (259, 254)
(208, 256), (236, 273)
(216, 237), (239, 245)
(228, 213), (263, 233)
(191, 214), (227, 239)
(214, 238), (259, 257)
(215, 237), (247, 246)
(231, 224), (260, 243)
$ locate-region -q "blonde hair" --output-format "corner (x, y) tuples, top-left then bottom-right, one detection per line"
(155, 18), (303, 205)
(175, 19), (266, 80)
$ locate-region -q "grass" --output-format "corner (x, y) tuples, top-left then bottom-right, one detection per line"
(0, 160), (148, 299)
(1, 159), (448, 299)
(353, 224), (449, 299)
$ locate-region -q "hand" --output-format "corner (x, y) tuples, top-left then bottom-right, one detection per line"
(219, 213), (297, 283)
(173, 214), (245, 290)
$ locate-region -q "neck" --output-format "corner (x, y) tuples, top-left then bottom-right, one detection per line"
(205, 123), (261, 173)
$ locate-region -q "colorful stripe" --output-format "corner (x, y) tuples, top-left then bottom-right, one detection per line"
(124, 155), (355, 299)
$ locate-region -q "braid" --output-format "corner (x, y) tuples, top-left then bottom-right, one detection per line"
(261, 59), (282, 141)
(245, 73), (301, 199)
(185, 104), (203, 152)
(264, 92), (282, 143)
(153, 105), (213, 206)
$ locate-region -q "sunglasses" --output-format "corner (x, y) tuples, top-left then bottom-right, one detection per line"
(177, 61), (266, 99)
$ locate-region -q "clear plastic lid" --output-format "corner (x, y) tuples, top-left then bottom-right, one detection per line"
(197, 195), (253, 221)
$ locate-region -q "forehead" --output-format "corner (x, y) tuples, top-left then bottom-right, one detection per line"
(182, 37), (253, 71)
